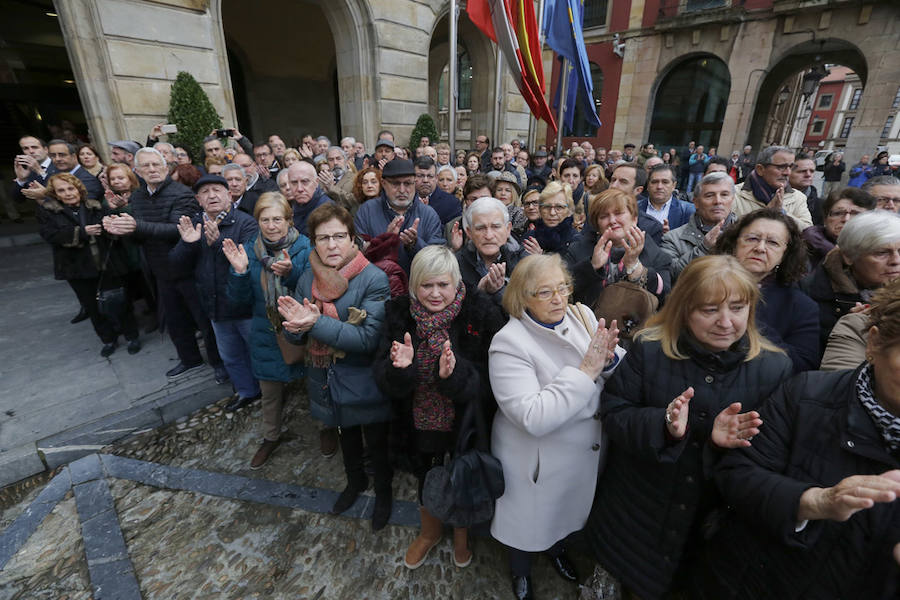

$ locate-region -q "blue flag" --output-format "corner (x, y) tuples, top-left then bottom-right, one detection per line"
(543, 0), (601, 132)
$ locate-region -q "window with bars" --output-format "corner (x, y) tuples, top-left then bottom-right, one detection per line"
(438, 46), (472, 111)
(848, 88), (862, 110)
(839, 117), (854, 139)
(583, 0), (609, 28)
(883, 116), (895, 139)
(892, 86), (900, 109)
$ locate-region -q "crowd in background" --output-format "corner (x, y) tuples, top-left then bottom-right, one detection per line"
(9, 125), (900, 599)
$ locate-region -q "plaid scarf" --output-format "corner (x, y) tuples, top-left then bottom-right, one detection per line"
(410, 282), (466, 431)
(856, 364), (900, 452)
(254, 228), (300, 330)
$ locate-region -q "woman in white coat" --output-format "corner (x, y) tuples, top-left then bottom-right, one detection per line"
(489, 253), (624, 600)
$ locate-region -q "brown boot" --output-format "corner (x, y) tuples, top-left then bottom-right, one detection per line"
(404, 506), (442, 569)
(452, 527), (472, 567)
(250, 439), (280, 470)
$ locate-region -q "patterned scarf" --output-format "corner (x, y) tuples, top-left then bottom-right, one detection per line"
(410, 282), (466, 431)
(856, 364), (900, 452)
(307, 247), (371, 368)
(253, 228), (300, 330)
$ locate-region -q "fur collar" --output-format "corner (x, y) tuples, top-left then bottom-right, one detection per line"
(42, 197), (102, 213)
(822, 247), (861, 295)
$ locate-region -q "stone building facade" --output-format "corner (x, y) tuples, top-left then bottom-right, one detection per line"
(49, 0), (899, 158)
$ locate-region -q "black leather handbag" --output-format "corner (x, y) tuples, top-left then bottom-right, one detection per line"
(95, 240), (127, 328)
(422, 397), (505, 528)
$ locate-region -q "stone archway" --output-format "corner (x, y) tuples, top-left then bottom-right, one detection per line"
(746, 38), (867, 152)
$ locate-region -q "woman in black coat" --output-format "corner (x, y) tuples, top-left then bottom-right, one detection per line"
(693, 287), (900, 599)
(585, 255), (793, 600)
(373, 245), (505, 571)
(37, 173), (139, 356)
(564, 188), (671, 310)
(527, 180), (578, 255)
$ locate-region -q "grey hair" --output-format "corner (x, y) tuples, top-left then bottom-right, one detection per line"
(276, 168), (290, 185)
(153, 141), (174, 153)
(327, 146), (347, 160)
(48, 139), (77, 154)
(694, 171), (736, 198)
(222, 163), (246, 178)
(408, 245), (461, 298)
(463, 197), (510, 230)
(836, 210), (900, 263)
(756, 145), (793, 165)
(437, 164), (457, 183)
(862, 176), (900, 192)
(340, 136), (356, 146)
(316, 136), (331, 144)
(135, 147), (166, 168)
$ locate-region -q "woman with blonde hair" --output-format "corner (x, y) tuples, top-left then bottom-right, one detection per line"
(585, 254), (793, 600)
(528, 180), (578, 254)
(490, 253), (623, 598)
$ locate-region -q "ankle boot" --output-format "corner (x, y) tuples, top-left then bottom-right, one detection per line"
(453, 527), (472, 567)
(404, 506), (442, 569)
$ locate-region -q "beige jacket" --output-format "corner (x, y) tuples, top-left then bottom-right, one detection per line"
(733, 182), (813, 231)
(820, 311), (868, 371)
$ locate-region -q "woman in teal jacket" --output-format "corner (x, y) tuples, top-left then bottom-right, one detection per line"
(224, 192), (311, 470)
(278, 203), (393, 532)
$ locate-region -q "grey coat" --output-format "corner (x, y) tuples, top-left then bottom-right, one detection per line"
(660, 217), (709, 280)
(285, 261), (391, 427)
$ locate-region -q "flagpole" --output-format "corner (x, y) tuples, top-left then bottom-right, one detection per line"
(449, 0), (458, 155)
(492, 43), (504, 150)
(527, 0), (547, 153)
(555, 58), (568, 159)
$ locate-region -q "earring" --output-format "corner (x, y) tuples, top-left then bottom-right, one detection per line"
(866, 355), (874, 362)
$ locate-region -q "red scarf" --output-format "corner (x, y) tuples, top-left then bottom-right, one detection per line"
(307, 248), (370, 367)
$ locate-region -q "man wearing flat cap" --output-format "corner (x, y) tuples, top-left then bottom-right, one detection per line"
(108, 140), (141, 169)
(170, 174), (259, 408)
(354, 158), (445, 272)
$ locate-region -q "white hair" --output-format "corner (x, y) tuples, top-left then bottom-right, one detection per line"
(463, 196), (510, 230)
(134, 147), (166, 168)
(340, 136), (356, 146)
(837, 210), (900, 263)
(222, 163), (246, 178)
(437, 164), (457, 183)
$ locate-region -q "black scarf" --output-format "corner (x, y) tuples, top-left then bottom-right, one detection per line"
(533, 216), (576, 253)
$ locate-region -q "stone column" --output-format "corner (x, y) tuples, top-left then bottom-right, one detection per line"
(611, 34), (661, 150)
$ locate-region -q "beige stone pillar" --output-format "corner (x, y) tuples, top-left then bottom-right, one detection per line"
(612, 34), (661, 150)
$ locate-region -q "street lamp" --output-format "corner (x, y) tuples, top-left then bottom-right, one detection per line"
(801, 65), (828, 100)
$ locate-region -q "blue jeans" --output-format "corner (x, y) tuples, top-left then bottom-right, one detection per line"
(211, 318), (260, 399)
(687, 171), (704, 195)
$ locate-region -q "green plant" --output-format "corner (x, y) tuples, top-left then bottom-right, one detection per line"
(166, 71), (222, 164)
(409, 113), (440, 151)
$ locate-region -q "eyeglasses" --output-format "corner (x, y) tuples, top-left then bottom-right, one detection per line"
(540, 203), (568, 212)
(875, 197), (899, 208)
(739, 234), (786, 251)
(523, 200), (540, 207)
(765, 163), (795, 172)
(531, 283), (572, 301)
(827, 209), (865, 219)
(314, 232), (350, 244)
(175, 152), (189, 158)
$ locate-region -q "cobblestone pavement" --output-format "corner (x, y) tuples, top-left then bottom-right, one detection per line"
(0, 386), (606, 599)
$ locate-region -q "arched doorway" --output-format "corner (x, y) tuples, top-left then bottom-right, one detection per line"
(746, 39), (867, 152)
(648, 55), (731, 150)
(429, 11), (496, 149)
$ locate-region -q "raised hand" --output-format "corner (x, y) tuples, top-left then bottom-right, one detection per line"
(798, 470), (900, 522)
(703, 219), (725, 249)
(386, 215), (405, 236)
(590, 228), (614, 270)
(222, 238), (249, 274)
(522, 236), (542, 255)
(391, 332), (415, 369)
(438, 340), (456, 379)
(448, 220), (463, 251)
(84, 224), (102, 236)
(271, 258), (292, 277)
(662, 218), (670, 234)
(22, 181), (47, 201)
(102, 213), (136, 235)
(665, 387), (694, 440)
(622, 225), (646, 269)
(277, 296), (320, 333)
(478, 262), (506, 294)
(770, 184), (785, 212)
(317, 169), (334, 190)
(579, 318), (619, 380)
(399, 217), (420, 246)
(105, 189), (128, 210)
(710, 403), (762, 448)
(203, 218), (220, 247)
(177, 215), (202, 243)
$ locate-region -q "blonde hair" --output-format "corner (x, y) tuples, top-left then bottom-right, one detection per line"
(409, 245), (461, 298)
(253, 192), (292, 221)
(588, 188), (637, 231)
(539, 181), (574, 215)
(637, 255), (782, 361)
(503, 254), (572, 318)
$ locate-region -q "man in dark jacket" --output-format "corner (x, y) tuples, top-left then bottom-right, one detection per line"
(790, 157), (823, 226)
(102, 147), (223, 379)
(171, 174), (260, 409)
(455, 196), (526, 307)
(607, 163), (664, 246)
(17, 140), (103, 206)
(414, 156), (461, 226)
(638, 164), (695, 232)
(223, 163), (259, 216)
(527, 149), (553, 182)
(822, 151), (846, 199)
(288, 161), (333, 237)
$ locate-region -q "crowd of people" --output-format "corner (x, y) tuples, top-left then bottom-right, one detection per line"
(11, 126), (900, 598)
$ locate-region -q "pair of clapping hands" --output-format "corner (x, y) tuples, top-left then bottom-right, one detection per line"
(390, 333), (457, 379)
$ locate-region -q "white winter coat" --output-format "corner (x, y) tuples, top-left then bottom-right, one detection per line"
(488, 305), (624, 552)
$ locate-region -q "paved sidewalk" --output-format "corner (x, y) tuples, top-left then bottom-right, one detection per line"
(0, 244), (229, 486)
(0, 393), (606, 599)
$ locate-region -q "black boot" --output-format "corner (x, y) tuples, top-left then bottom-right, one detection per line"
(332, 426), (367, 515)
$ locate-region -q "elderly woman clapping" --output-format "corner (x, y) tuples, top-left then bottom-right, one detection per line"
(800, 210), (900, 353)
(489, 254), (624, 598)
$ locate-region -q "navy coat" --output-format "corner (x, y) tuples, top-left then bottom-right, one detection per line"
(755, 282), (820, 372)
(638, 195), (696, 231)
(227, 233), (311, 382)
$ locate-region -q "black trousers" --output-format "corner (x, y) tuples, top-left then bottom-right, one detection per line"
(68, 277), (139, 344)
(508, 539), (567, 577)
(339, 422), (392, 496)
(156, 277), (221, 367)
